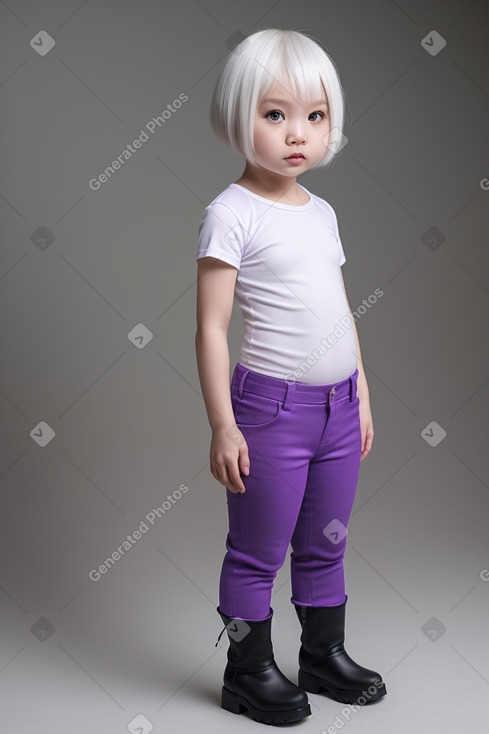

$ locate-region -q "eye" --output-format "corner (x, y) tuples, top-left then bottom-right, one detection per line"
(309, 111), (328, 122)
(265, 109), (284, 122)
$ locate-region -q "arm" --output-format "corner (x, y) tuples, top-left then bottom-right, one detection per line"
(195, 256), (249, 492)
(339, 269), (374, 460)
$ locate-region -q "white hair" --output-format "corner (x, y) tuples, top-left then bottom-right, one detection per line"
(209, 28), (346, 169)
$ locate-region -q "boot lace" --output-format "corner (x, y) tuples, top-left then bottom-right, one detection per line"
(215, 625), (227, 647)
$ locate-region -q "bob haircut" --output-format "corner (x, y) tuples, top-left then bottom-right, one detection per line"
(209, 28), (346, 169)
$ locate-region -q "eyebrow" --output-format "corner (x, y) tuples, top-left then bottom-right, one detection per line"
(260, 98), (328, 106)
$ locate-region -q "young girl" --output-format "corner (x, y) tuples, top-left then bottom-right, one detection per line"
(195, 28), (386, 725)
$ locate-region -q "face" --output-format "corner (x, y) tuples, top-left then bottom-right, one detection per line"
(252, 81), (331, 177)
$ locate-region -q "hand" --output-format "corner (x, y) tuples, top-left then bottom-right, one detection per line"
(210, 423), (250, 493)
(358, 395), (374, 461)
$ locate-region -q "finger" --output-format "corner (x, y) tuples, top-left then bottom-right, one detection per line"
(229, 470), (246, 493)
(228, 462), (246, 494)
(215, 461), (244, 494)
(226, 484), (240, 494)
(360, 441), (371, 460)
(225, 465), (244, 493)
(211, 462), (228, 488)
(238, 447), (250, 476)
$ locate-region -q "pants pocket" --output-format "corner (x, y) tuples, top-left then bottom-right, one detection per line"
(232, 390), (282, 428)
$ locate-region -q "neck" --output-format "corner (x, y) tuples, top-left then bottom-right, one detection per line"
(236, 162), (300, 201)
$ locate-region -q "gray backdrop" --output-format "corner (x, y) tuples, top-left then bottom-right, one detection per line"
(1, 1), (488, 732)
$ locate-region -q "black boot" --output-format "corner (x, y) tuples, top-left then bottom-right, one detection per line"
(294, 598), (386, 705)
(217, 606), (311, 724)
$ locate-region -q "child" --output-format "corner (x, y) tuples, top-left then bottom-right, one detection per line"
(195, 28), (386, 725)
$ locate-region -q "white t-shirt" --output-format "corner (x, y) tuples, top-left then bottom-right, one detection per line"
(196, 182), (358, 384)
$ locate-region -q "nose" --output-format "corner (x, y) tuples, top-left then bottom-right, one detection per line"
(286, 125), (306, 146)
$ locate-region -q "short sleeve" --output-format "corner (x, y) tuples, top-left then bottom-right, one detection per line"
(196, 201), (249, 270)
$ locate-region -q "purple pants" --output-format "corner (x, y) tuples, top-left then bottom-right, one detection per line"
(219, 361), (362, 621)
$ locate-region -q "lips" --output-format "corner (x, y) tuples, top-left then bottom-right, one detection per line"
(286, 154), (305, 159)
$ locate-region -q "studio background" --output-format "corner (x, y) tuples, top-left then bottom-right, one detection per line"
(0, 1), (488, 732)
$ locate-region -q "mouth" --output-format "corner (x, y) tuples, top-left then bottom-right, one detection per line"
(285, 153), (305, 160)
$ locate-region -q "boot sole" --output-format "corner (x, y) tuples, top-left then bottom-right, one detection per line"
(221, 686), (311, 724)
(298, 670), (387, 705)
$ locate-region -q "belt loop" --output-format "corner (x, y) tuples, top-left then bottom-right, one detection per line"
(238, 368), (250, 398)
(282, 380), (296, 411)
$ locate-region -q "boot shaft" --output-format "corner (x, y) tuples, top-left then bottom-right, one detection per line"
(217, 607), (275, 671)
(295, 600), (347, 661)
